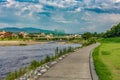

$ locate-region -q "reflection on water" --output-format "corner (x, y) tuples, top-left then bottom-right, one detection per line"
(0, 42), (81, 78)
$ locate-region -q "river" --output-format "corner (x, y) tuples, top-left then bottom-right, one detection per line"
(0, 42), (81, 78)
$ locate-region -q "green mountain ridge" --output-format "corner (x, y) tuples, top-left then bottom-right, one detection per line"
(0, 27), (54, 34)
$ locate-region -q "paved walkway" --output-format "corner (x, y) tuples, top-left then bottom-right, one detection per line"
(38, 43), (99, 80)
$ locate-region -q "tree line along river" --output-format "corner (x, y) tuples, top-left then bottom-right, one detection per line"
(0, 42), (81, 79)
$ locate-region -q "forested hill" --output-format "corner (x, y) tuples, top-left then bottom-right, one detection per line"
(0, 27), (54, 34)
(104, 23), (120, 37)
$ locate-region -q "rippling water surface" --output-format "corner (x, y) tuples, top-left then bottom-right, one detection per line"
(0, 42), (81, 78)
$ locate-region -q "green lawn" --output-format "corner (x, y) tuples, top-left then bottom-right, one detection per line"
(93, 38), (120, 80)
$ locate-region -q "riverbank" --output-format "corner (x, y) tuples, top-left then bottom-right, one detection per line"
(0, 40), (77, 46)
(0, 41), (49, 46)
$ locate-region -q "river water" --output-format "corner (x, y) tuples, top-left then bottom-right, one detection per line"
(0, 42), (81, 78)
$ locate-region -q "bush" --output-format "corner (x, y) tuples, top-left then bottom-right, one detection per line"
(68, 46), (74, 52)
(63, 48), (67, 54)
(44, 55), (51, 63)
(30, 60), (40, 69)
(82, 38), (96, 46)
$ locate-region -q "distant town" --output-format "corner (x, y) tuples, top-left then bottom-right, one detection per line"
(0, 30), (82, 41)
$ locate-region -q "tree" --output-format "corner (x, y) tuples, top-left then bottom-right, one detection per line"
(18, 34), (23, 38)
(104, 23), (120, 37)
(93, 32), (98, 37)
(82, 32), (92, 40)
(98, 32), (105, 37)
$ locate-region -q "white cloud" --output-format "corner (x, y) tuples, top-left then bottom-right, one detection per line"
(0, 0), (120, 33)
(6, 0), (15, 8)
(81, 11), (120, 23)
(40, 0), (78, 8)
(57, 20), (72, 23)
(79, 11), (120, 32)
(80, 26), (96, 32)
(52, 14), (79, 24)
(75, 8), (81, 12)
(0, 0), (43, 17)
(52, 15), (70, 23)
(0, 23), (9, 28)
(111, 0), (120, 3)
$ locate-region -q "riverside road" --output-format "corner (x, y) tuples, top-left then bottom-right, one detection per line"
(38, 43), (100, 80)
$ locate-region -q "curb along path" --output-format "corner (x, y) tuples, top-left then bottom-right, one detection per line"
(38, 43), (100, 80)
(89, 43), (100, 80)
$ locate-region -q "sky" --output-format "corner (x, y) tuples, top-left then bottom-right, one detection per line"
(0, 0), (120, 33)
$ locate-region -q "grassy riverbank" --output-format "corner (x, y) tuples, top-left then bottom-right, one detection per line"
(93, 38), (120, 80)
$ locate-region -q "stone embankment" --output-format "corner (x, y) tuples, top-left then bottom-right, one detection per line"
(16, 54), (69, 80)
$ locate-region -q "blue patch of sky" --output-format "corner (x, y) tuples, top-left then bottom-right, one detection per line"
(43, 5), (56, 11)
(85, 8), (120, 14)
(38, 12), (52, 17)
(15, 0), (39, 3)
(0, 0), (6, 2)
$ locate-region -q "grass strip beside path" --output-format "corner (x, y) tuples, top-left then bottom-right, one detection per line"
(93, 38), (120, 80)
(93, 45), (112, 80)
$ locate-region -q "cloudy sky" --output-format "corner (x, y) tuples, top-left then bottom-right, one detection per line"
(0, 0), (120, 33)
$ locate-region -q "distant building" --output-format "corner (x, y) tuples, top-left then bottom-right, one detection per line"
(46, 34), (53, 38)
(74, 34), (82, 38)
(65, 34), (81, 39)
(0, 31), (6, 38)
(49, 33), (53, 38)
(19, 32), (28, 38)
(66, 36), (70, 38)
(40, 33), (46, 37)
(0, 31), (12, 38)
(12, 33), (18, 38)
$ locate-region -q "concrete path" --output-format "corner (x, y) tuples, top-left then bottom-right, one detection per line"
(38, 43), (99, 80)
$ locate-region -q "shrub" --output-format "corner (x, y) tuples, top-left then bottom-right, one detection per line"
(29, 60), (40, 69)
(44, 55), (51, 63)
